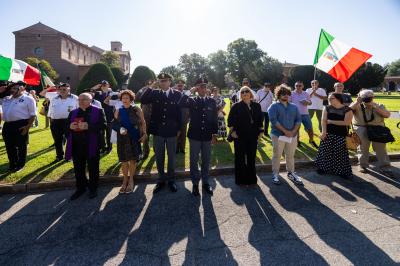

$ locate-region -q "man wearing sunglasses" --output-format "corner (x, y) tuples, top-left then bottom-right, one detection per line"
(140, 72), (182, 193)
(46, 83), (78, 161)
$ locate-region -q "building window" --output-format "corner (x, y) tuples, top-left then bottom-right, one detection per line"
(34, 47), (44, 56)
(68, 49), (72, 60)
(36, 34), (41, 40)
(84, 55), (86, 64)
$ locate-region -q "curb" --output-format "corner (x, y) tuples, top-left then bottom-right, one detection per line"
(1, 153), (399, 195)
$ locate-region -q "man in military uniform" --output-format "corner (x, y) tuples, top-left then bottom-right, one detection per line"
(175, 79), (190, 154)
(179, 77), (218, 196)
(2, 81), (37, 172)
(135, 79), (155, 159)
(140, 73), (182, 193)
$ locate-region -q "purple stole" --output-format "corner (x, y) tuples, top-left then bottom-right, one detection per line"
(65, 106), (100, 160)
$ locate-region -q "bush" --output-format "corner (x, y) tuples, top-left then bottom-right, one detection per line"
(77, 63), (117, 94)
(111, 67), (128, 89)
(128, 66), (156, 93)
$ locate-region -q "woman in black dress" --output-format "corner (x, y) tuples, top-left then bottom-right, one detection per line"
(315, 92), (353, 178)
(228, 86), (263, 185)
(115, 90), (147, 193)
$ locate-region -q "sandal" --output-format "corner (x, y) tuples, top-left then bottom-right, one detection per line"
(125, 183), (134, 193)
(119, 185), (127, 194)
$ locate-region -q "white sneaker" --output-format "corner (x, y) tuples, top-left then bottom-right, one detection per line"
(272, 174), (281, 185)
(288, 172), (304, 186)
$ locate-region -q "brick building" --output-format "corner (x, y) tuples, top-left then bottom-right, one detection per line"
(13, 22), (131, 90)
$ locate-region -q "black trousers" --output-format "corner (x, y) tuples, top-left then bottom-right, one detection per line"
(50, 119), (68, 159)
(101, 122), (113, 150)
(263, 112), (270, 135)
(2, 120), (29, 169)
(234, 137), (258, 185)
(72, 152), (100, 192)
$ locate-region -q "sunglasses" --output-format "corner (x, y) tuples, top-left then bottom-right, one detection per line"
(241, 90), (250, 94)
(159, 79), (169, 83)
(295, 85), (303, 87)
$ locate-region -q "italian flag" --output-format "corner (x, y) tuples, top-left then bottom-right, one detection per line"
(314, 29), (372, 82)
(0, 55), (41, 85)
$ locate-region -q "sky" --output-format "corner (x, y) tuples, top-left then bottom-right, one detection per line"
(1, 0), (399, 73)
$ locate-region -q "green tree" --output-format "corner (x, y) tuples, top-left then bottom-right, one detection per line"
(110, 67), (128, 89)
(24, 57), (58, 81)
(100, 51), (120, 68)
(387, 59), (400, 76)
(226, 38), (265, 82)
(160, 65), (183, 81)
(207, 50), (229, 88)
(345, 62), (387, 95)
(245, 56), (284, 86)
(128, 66), (156, 93)
(288, 65), (337, 92)
(178, 53), (210, 86)
(77, 63), (117, 94)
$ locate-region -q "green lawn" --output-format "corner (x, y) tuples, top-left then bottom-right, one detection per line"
(1, 96), (399, 184)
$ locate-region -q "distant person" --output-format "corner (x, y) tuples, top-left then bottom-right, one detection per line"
(211, 86), (227, 140)
(29, 90), (40, 127)
(256, 82), (274, 137)
(290, 81), (318, 148)
(174, 79), (190, 154)
(333, 82), (353, 106)
(306, 80), (327, 132)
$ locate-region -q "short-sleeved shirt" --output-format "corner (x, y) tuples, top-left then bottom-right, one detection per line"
(352, 103), (387, 126)
(256, 89), (274, 112)
(290, 90), (311, 115)
(306, 87), (327, 110)
(48, 94), (78, 119)
(2, 94), (37, 122)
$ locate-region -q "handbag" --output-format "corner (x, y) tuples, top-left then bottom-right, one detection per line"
(39, 106), (46, 116)
(346, 125), (361, 150)
(361, 104), (395, 143)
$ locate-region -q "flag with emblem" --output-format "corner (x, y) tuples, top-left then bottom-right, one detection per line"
(38, 63), (55, 90)
(313, 29), (372, 82)
(0, 55), (41, 85)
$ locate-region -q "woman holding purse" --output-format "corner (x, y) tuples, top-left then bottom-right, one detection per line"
(115, 90), (147, 193)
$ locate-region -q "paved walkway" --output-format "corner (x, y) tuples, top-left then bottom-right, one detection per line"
(1, 163), (399, 265)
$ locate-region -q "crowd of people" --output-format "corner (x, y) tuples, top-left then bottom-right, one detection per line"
(0, 74), (395, 200)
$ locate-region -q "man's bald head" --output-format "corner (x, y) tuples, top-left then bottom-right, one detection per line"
(78, 93), (92, 109)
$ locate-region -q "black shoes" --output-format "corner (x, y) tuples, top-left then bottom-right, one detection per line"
(202, 184), (213, 195)
(70, 189), (86, 201)
(168, 181), (178, 192)
(192, 185), (200, 196)
(192, 184), (213, 196)
(153, 182), (165, 194)
(310, 140), (319, 149)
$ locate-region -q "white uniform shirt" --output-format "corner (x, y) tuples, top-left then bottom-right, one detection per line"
(256, 89), (274, 112)
(2, 94), (37, 122)
(306, 87), (327, 110)
(91, 99), (102, 109)
(47, 94), (79, 119)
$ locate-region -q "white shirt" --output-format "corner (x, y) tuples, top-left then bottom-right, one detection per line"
(45, 91), (58, 100)
(48, 94), (78, 119)
(109, 99), (135, 109)
(91, 99), (102, 109)
(256, 89), (274, 112)
(306, 87), (327, 110)
(2, 94), (37, 122)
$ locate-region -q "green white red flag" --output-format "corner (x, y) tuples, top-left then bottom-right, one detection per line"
(0, 55), (41, 85)
(313, 29), (372, 82)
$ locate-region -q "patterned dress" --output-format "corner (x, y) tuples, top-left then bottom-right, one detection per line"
(213, 95), (227, 138)
(116, 106), (142, 162)
(315, 106), (352, 177)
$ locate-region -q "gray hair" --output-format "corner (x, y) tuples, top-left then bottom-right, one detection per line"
(334, 82), (344, 88)
(359, 89), (374, 98)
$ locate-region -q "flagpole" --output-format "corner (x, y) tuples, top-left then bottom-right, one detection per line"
(313, 65), (317, 80)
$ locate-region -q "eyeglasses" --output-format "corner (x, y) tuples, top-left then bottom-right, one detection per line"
(241, 90), (250, 94)
(160, 79), (169, 83)
(328, 97), (336, 101)
(295, 85), (303, 87)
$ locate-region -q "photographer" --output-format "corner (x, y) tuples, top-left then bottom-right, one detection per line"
(92, 80), (114, 153)
(350, 89), (392, 176)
